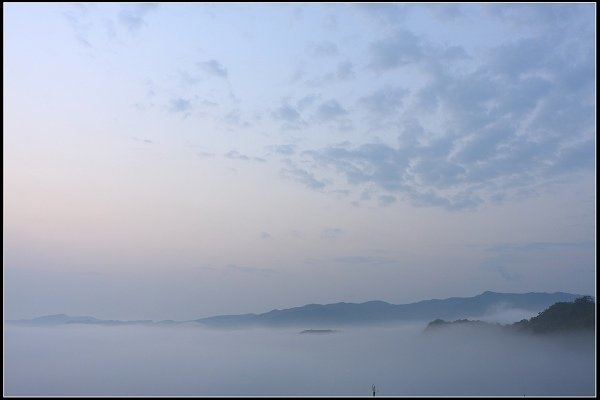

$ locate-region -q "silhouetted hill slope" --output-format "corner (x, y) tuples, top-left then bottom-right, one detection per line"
(425, 296), (595, 334)
(513, 296), (595, 333)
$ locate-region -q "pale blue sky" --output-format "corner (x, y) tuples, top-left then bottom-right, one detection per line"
(4, 3), (596, 320)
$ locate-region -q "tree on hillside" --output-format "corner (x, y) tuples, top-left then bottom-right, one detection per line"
(515, 296), (595, 333)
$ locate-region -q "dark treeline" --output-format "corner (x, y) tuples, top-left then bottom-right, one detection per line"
(426, 296), (595, 334)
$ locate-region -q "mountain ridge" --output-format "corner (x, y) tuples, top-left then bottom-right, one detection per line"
(7, 291), (586, 328)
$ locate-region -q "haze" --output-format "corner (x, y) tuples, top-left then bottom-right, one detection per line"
(5, 322), (595, 396)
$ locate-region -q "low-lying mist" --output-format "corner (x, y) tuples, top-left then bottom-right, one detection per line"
(4, 320), (595, 396)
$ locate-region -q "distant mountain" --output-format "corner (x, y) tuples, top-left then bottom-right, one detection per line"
(192, 291), (583, 328)
(14, 314), (100, 325)
(8, 314), (154, 327)
(425, 296), (595, 335)
(7, 291), (585, 328)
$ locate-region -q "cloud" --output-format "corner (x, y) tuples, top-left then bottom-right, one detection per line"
(168, 97), (192, 115)
(310, 41), (338, 57)
(272, 104), (302, 124)
(454, 122), (514, 164)
(426, 4), (463, 21)
(305, 254), (392, 268)
(295, 110), (591, 210)
(64, 4), (158, 49)
(485, 241), (595, 254)
(178, 70), (201, 86)
(314, 100), (348, 122)
(322, 14), (338, 30)
(289, 68), (306, 84)
(296, 94), (319, 110)
(305, 73), (336, 87)
(62, 4), (94, 48)
(269, 144), (297, 156)
(368, 28), (469, 75)
(225, 150), (250, 161)
(485, 3), (593, 33)
(378, 195), (397, 207)
(549, 139), (595, 173)
(369, 30), (425, 70)
(132, 137), (153, 144)
(225, 264), (275, 275)
(259, 232), (272, 240)
(336, 61), (355, 80)
(198, 99), (218, 107)
(197, 152), (215, 158)
(225, 150), (265, 163)
(281, 159), (328, 190)
(321, 228), (344, 239)
(224, 109), (241, 125)
(198, 59), (228, 78)
(480, 241), (595, 282)
(486, 38), (554, 79)
(305, 62), (357, 87)
(283, 10), (594, 211)
(304, 143), (409, 192)
(355, 3), (413, 27)
(359, 86), (408, 116)
(119, 4), (158, 33)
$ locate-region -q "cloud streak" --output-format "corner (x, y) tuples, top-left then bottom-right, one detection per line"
(119, 4), (158, 33)
(281, 159), (328, 190)
(225, 150), (266, 163)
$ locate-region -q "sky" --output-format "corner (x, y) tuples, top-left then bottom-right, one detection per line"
(3, 3), (596, 321)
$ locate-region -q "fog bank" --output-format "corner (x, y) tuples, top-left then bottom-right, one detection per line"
(4, 323), (595, 396)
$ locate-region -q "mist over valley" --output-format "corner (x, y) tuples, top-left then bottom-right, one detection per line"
(5, 293), (595, 396)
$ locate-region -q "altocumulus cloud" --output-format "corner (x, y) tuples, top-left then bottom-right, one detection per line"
(63, 3), (159, 49)
(359, 86), (408, 117)
(271, 103), (307, 130)
(314, 99), (348, 122)
(281, 159), (328, 190)
(369, 30), (426, 70)
(285, 5), (594, 211)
